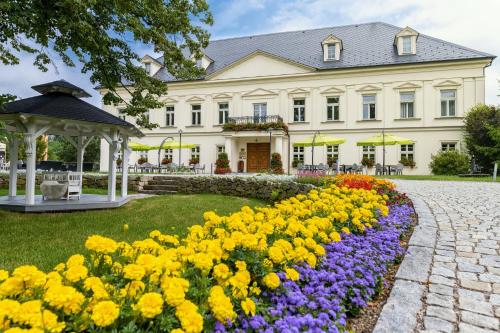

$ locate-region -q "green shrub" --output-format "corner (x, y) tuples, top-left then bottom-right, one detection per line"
(270, 152), (284, 174)
(429, 151), (470, 175)
(215, 152), (231, 174)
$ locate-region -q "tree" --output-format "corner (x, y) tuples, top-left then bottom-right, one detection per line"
(429, 151), (470, 175)
(6, 135), (48, 161)
(48, 136), (101, 162)
(0, 0), (213, 128)
(464, 104), (500, 172)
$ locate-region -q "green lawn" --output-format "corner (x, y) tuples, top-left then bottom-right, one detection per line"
(377, 175), (499, 182)
(0, 190), (264, 271)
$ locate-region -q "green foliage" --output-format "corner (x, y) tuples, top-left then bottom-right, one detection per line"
(361, 156), (374, 168)
(48, 136), (100, 162)
(464, 104), (500, 172)
(0, 0), (213, 129)
(327, 157), (337, 167)
(11, 136), (48, 161)
(223, 121), (288, 133)
(399, 156), (416, 168)
(292, 159), (300, 168)
(295, 175), (335, 187)
(270, 152), (284, 174)
(429, 151), (470, 175)
(215, 152), (231, 174)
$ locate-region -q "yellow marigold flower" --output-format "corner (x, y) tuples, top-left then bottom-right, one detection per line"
(66, 254), (85, 268)
(191, 253), (213, 272)
(41, 309), (65, 333)
(175, 301), (203, 333)
(121, 280), (145, 299)
(171, 329), (185, 333)
(123, 264), (146, 281)
(262, 272), (280, 289)
(85, 235), (118, 254)
(241, 298), (256, 316)
(136, 292), (163, 319)
(12, 265), (46, 289)
(91, 301), (119, 327)
(235, 261), (246, 271)
(0, 270), (9, 282)
(268, 246), (285, 264)
(314, 245), (326, 257)
(285, 268), (300, 281)
(207, 286), (236, 323)
(306, 253), (317, 268)
(0, 299), (21, 324)
(0, 277), (24, 297)
(44, 285), (84, 315)
(341, 227), (350, 235)
(136, 254), (157, 274)
(64, 265), (88, 282)
(53, 263), (65, 272)
(329, 231), (341, 242)
(213, 263), (232, 281)
(222, 238), (236, 251)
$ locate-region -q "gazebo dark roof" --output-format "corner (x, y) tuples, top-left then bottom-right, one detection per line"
(1, 80), (142, 136)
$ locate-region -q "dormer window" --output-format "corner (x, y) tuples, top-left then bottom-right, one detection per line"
(327, 44), (336, 60)
(402, 36), (412, 54)
(395, 27), (418, 56)
(322, 34), (342, 61)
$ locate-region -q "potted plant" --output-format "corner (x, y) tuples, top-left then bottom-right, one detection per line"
(270, 152), (284, 174)
(161, 157), (172, 165)
(292, 158), (300, 168)
(189, 157), (200, 165)
(327, 157), (337, 167)
(361, 156), (374, 169)
(137, 156), (147, 165)
(215, 152), (231, 174)
(399, 157), (416, 168)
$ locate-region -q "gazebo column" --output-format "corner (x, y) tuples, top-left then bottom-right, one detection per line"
(107, 132), (120, 202)
(24, 132), (37, 205)
(76, 136), (85, 174)
(7, 136), (19, 198)
(121, 137), (130, 198)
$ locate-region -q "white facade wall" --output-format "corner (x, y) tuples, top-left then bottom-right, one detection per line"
(99, 56), (489, 175)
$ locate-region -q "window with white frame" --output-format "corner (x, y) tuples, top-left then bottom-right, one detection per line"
(293, 146), (304, 163)
(362, 95), (376, 120)
(441, 142), (457, 152)
(326, 97), (340, 121)
(218, 102), (229, 125)
(144, 62), (151, 75)
(164, 148), (173, 161)
(400, 92), (415, 118)
(216, 145), (225, 158)
(402, 36), (412, 54)
(191, 145), (200, 159)
(362, 146), (376, 161)
(293, 99), (305, 122)
(191, 104), (201, 125)
(400, 144), (414, 161)
(327, 44), (336, 60)
(326, 145), (339, 163)
(138, 150), (148, 161)
(440, 90), (456, 117)
(165, 105), (175, 126)
(253, 103), (267, 123)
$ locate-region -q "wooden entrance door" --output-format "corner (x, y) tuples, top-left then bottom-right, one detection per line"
(247, 143), (270, 172)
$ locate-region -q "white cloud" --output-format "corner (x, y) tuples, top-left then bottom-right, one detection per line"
(265, 0), (500, 104)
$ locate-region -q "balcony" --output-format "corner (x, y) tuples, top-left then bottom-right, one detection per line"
(223, 115), (288, 132)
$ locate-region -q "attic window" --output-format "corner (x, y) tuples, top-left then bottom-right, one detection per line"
(327, 44), (336, 60)
(144, 62), (151, 75)
(402, 36), (412, 54)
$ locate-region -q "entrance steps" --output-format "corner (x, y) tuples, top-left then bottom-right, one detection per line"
(138, 176), (181, 195)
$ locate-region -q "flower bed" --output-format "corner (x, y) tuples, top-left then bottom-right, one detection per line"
(0, 175), (413, 333)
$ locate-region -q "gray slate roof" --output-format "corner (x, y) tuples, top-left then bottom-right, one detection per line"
(153, 22), (494, 82)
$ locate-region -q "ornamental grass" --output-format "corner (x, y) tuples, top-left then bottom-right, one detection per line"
(0, 175), (412, 333)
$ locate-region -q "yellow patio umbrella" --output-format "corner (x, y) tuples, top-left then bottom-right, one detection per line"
(156, 138), (197, 167)
(293, 132), (346, 165)
(356, 132), (414, 173)
(129, 142), (155, 151)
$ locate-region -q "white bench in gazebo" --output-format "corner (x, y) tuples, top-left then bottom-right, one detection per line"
(40, 171), (82, 201)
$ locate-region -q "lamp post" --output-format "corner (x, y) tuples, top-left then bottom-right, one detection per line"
(178, 129), (183, 166)
(268, 128), (272, 172)
(382, 127), (386, 175)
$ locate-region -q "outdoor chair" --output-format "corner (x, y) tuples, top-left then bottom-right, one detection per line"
(351, 163), (358, 174)
(356, 164), (364, 174)
(330, 162), (339, 175)
(395, 163), (404, 175)
(194, 164), (205, 174)
(375, 163), (383, 176)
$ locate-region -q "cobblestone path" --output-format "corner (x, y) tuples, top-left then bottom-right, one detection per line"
(374, 180), (500, 333)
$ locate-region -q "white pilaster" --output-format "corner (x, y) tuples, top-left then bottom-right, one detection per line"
(121, 137), (130, 198)
(24, 132), (36, 205)
(8, 136), (18, 198)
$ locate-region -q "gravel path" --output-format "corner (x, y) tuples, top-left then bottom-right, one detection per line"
(374, 180), (500, 333)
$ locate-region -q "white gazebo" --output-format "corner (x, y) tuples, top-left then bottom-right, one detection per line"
(0, 80), (143, 212)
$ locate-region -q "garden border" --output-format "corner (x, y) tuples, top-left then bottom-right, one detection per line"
(373, 194), (437, 333)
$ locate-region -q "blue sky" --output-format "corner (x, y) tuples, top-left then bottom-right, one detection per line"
(1, 0), (499, 106)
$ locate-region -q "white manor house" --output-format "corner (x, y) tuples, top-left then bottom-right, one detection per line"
(99, 22), (494, 174)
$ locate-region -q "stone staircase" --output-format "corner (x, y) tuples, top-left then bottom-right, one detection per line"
(138, 176), (180, 195)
